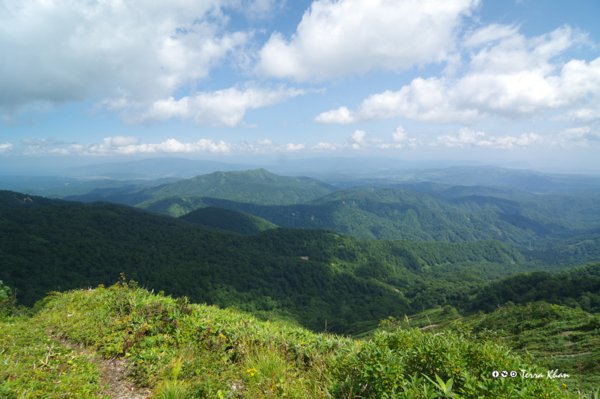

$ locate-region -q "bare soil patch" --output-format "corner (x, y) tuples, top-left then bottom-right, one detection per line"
(51, 335), (151, 398)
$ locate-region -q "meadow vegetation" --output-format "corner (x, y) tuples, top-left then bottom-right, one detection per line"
(1, 278), (591, 398)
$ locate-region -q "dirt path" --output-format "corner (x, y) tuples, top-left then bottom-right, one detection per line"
(97, 357), (152, 399)
(52, 335), (151, 398)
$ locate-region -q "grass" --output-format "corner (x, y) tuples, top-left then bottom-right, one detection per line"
(0, 317), (104, 398)
(1, 278), (595, 398)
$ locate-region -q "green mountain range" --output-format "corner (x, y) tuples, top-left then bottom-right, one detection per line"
(132, 186), (600, 264)
(0, 192), (541, 333)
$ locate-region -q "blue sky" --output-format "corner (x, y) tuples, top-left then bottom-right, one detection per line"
(1, 0), (599, 173)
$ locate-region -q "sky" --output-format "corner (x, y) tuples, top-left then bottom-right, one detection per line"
(1, 0), (599, 174)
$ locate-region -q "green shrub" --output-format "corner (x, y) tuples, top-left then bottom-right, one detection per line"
(331, 327), (573, 398)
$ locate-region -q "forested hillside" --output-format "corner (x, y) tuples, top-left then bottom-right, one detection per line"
(0, 190), (67, 209)
(180, 207), (277, 234)
(462, 262), (600, 314)
(134, 186), (600, 266)
(0, 195), (537, 333)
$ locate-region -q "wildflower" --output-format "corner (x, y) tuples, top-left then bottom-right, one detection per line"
(246, 368), (258, 377)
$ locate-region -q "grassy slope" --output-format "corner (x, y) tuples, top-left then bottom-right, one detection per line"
(0, 282), (579, 398)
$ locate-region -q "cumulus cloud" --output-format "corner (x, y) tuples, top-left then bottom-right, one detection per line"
(285, 143), (305, 151)
(433, 128), (540, 149)
(0, 142), (13, 153)
(377, 125), (417, 149)
(0, 0), (250, 119)
(103, 136), (141, 147)
(110, 86), (308, 127)
(21, 136), (310, 156)
(314, 25), (600, 124)
(257, 0), (479, 81)
(554, 126), (600, 147)
(312, 142), (337, 151)
(313, 107), (355, 124)
(391, 126), (408, 142)
(89, 138), (233, 155)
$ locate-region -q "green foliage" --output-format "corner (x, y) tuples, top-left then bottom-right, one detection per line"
(469, 302), (600, 392)
(0, 190), (66, 209)
(466, 264), (600, 314)
(180, 207), (277, 234)
(0, 199), (534, 333)
(0, 281), (8, 301)
(331, 327), (573, 398)
(1, 283), (580, 398)
(136, 187), (600, 265)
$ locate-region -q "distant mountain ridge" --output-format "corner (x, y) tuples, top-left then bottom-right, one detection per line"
(133, 186), (600, 258)
(77, 168), (336, 206)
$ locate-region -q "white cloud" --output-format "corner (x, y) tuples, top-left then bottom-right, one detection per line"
(314, 25), (600, 124)
(112, 86), (308, 127)
(0, 0), (249, 119)
(347, 129), (384, 149)
(351, 130), (367, 144)
(433, 128), (540, 149)
(0, 142), (13, 153)
(312, 142), (337, 151)
(313, 106), (355, 124)
(463, 23), (520, 48)
(554, 126), (600, 147)
(391, 126), (407, 142)
(85, 138), (233, 155)
(103, 136), (141, 147)
(256, 0), (479, 81)
(257, 139), (274, 146)
(285, 143), (305, 151)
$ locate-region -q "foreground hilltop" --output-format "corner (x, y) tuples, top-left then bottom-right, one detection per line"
(0, 280), (579, 398)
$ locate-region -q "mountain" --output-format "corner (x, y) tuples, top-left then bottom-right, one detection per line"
(1, 191), (534, 333)
(389, 182), (537, 201)
(89, 169), (335, 207)
(135, 187), (600, 261)
(0, 190), (67, 209)
(180, 207), (277, 234)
